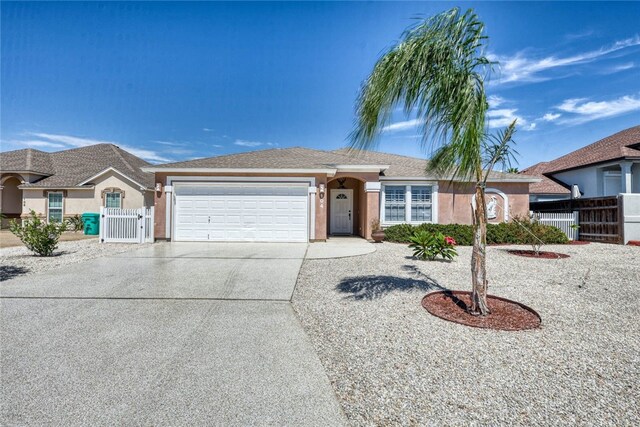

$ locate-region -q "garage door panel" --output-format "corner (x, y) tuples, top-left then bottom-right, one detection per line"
(174, 184), (309, 242)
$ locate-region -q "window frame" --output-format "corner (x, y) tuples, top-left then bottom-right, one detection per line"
(383, 185), (406, 223)
(104, 191), (123, 208)
(380, 182), (438, 226)
(47, 191), (64, 223)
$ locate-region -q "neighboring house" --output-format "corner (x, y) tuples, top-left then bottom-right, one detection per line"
(143, 147), (538, 242)
(0, 144), (155, 227)
(521, 162), (571, 203)
(533, 125), (640, 199)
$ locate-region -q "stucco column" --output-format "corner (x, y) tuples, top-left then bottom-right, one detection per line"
(315, 179), (327, 241)
(364, 182), (381, 240)
(621, 161), (633, 194)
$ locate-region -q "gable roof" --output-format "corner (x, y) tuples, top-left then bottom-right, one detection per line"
(520, 162), (570, 195)
(0, 144), (154, 189)
(544, 125), (640, 174)
(144, 146), (538, 182)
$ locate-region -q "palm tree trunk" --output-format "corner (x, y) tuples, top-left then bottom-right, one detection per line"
(470, 184), (490, 316)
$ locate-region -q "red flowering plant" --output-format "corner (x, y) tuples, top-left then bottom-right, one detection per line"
(409, 231), (458, 261)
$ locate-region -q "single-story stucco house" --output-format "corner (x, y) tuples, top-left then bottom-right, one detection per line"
(143, 147), (538, 242)
(0, 144), (154, 227)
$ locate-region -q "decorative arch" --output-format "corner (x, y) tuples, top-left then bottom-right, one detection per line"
(471, 188), (510, 222)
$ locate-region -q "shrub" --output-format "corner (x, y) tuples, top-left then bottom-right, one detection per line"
(385, 220), (568, 246)
(409, 231), (458, 261)
(9, 210), (68, 256)
(66, 214), (85, 232)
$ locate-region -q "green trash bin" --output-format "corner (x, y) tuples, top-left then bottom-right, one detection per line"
(82, 212), (100, 236)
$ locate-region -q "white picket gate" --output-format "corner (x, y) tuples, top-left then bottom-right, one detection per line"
(99, 207), (154, 243)
(533, 211), (579, 240)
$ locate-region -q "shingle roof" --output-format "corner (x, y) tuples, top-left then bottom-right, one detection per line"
(520, 162), (570, 195)
(0, 148), (54, 175)
(0, 144), (154, 188)
(544, 125), (640, 173)
(334, 148), (535, 181)
(148, 146), (376, 170)
(147, 146), (537, 182)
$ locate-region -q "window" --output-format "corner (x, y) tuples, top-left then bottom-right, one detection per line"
(411, 186), (432, 221)
(48, 192), (63, 223)
(381, 184), (436, 224)
(105, 192), (122, 208)
(384, 186), (406, 222)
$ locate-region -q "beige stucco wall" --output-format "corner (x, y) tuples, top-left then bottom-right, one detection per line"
(437, 182), (530, 224)
(152, 171), (383, 241)
(1, 176), (23, 215)
(21, 170), (151, 219)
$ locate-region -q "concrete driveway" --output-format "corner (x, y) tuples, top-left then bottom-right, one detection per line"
(0, 242), (346, 426)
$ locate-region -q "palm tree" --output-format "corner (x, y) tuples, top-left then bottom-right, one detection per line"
(350, 8), (517, 316)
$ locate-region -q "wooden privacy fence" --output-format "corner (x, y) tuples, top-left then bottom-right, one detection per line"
(530, 196), (620, 243)
(533, 211), (579, 240)
(100, 207), (154, 243)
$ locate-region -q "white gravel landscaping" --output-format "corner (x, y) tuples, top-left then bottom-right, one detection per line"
(0, 239), (149, 281)
(292, 242), (640, 426)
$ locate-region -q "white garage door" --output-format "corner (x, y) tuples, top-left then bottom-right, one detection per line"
(174, 184), (309, 242)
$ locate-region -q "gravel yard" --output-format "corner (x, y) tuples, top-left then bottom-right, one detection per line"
(0, 239), (149, 281)
(293, 242), (640, 426)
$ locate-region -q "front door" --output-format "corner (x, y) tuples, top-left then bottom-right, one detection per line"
(330, 189), (353, 235)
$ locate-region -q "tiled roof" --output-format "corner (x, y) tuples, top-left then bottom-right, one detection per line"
(1, 144), (154, 188)
(544, 125), (640, 173)
(520, 162), (570, 195)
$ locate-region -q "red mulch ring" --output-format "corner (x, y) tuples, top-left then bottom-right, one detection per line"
(422, 291), (541, 331)
(627, 240), (640, 247)
(507, 249), (570, 259)
(568, 240), (590, 245)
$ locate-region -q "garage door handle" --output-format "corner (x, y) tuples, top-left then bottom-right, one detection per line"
(349, 210), (351, 220)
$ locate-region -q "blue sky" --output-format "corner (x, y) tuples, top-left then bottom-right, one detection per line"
(1, 1), (639, 168)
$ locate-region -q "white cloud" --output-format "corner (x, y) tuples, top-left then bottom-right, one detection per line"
(487, 95), (506, 108)
(234, 139), (263, 147)
(211, 144), (223, 148)
(524, 123), (537, 131)
(154, 140), (184, 146)
(27, 132), (114, 147)
(23, 132), (171, 163)
(382, 118), (422, 132)
(600, 62), (635, 75)
(490, 35), (640, 84)
(12, 140), (67, 149)
(487, 108), (527, 129)
(555, 95), (640, 124)
(542, 113), (561, 122)
(202, 128), (214, 132)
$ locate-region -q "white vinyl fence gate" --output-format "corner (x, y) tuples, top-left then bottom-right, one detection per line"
(532, 211), (579, 240)
(100, 207), (154, 243)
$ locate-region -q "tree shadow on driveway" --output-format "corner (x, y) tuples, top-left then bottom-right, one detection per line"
(0, 265), (30, 282)
(336, 265), (447, 300)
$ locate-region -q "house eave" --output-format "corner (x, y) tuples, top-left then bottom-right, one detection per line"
(380, 176), (541, 183)
(141, 167), (339, 176)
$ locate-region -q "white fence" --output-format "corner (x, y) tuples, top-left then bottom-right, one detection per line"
(99, 207), (154, 243)
(532, 211), (579, 240)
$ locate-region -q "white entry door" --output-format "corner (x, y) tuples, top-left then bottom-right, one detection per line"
(174, 184), (308, 242)
(330, 189), (353, 235)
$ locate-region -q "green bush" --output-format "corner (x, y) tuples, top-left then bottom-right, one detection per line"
(9, 210), (68, 256)
(409, 231), (458, 261)
(385, 219), (568, 246)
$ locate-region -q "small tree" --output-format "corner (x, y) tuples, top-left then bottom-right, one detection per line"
(351, 8), (518, 315)
(9, 210), (68, 256)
